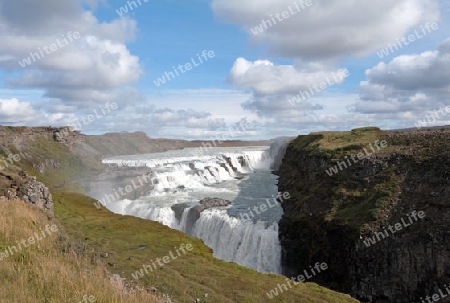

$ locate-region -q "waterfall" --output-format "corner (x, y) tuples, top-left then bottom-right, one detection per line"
(101, 147), (282, 273)
(103, 149), (271, 193)
(192, 209), (281, 273)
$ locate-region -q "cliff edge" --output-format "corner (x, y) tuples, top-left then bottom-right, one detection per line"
(277, 127), (450, 303)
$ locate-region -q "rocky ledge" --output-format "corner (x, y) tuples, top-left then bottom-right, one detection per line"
(197, 197), (231, 210)
(0, 170), (54, 216)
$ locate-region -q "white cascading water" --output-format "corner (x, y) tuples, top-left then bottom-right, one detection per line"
(192, 209), (281, 273)
(101, 147), (282, 273)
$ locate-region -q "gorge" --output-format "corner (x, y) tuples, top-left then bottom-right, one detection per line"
(1, 125), (449, 302)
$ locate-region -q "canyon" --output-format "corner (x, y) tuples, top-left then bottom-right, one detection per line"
(1, 125), (449, 302)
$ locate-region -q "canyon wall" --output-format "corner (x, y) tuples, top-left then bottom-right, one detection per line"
(277, 127), (450, 303)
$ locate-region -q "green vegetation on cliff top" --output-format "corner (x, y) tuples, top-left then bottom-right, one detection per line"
(284, 126), (398, 230)
(294, 126), (384, 158)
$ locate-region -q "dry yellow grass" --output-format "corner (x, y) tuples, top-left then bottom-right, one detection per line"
(0, 200), (170, 303)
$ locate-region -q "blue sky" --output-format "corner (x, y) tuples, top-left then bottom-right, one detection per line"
(0, 0), (449, 139)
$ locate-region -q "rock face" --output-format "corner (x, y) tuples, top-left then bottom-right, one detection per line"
(276, 129), (450, 303)
(171, 203), (190, 222)
(53, 127), (79, 144)
(0, 171), (54, 216)
(21, 177), (54, 216)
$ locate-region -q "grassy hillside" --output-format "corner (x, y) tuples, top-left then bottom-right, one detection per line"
(0, 199), (167, 303)
(52, 191), (359, 303)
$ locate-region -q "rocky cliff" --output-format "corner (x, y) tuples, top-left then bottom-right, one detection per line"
(277, 127), (450, 303)
(0, 167), (54, 216)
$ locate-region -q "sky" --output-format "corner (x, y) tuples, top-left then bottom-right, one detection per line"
(0, 0), (449, 140)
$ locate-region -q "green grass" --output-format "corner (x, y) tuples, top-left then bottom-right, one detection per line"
(289, 127), (384, 160)
(311, 127), (383, 153)
(53, 191), (359, 303)
(0, 199), (171, 303)
(282, 126), (400, 231)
